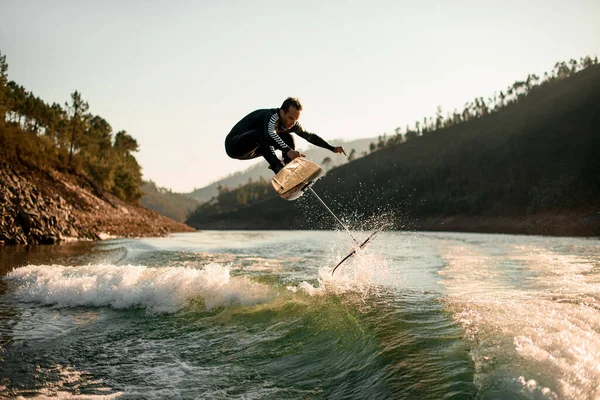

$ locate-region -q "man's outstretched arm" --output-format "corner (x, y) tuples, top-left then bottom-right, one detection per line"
(294, 124), (346, 155)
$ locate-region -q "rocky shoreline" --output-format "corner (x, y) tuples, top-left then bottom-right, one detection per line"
(0, 159), (194, 245)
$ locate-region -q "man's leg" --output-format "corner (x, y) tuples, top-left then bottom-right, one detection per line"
(225, 129), (262, 160)
(225, 129), (284, 172)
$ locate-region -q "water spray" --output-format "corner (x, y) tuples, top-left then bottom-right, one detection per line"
(307, 187), (359, 245)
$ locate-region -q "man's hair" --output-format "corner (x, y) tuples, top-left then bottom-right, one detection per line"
(281, 97), (303, 112)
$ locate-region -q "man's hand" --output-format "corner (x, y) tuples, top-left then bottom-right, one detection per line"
(286, 149), (306, 160)
(333, 146), (347, 156)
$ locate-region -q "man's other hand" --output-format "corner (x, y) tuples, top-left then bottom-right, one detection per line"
(333, 146), (347, 156)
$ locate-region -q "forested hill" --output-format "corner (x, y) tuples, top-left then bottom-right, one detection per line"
(186, 58), (600, 236)
(141, 180), (200, 222)
(0, 51), (194, 244)
(0, 52), (142, 203)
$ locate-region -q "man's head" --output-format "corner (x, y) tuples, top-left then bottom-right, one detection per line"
(279, 97), (302, 130)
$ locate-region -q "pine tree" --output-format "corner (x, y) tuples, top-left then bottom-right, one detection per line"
(0, 51), (8, 122)
(65, 91), (89, 165)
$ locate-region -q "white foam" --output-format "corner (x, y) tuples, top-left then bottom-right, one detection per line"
(5, 263), (272, 313)
(439, 241), (600, 399)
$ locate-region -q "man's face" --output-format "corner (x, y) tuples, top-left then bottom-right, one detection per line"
(279, 107), (301, 130)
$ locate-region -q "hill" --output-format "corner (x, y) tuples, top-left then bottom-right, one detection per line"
(0, 51), (194, 245)
(0, 156), (194, 245)
(140, 181), (200, 222)
(186, 58), (600, 236)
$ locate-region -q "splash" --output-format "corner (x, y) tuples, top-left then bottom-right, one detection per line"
(294, 248), (389, 297)
(5, 263), (272, 313)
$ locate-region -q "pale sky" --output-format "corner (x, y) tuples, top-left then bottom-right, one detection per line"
(1, 0), (598, 192)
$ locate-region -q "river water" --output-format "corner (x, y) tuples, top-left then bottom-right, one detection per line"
(0, 230), (598, 399)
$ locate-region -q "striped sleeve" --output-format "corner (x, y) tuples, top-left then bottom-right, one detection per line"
(267, 113), (290, 149)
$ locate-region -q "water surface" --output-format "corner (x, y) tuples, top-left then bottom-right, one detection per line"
(1, 230), (598, 399)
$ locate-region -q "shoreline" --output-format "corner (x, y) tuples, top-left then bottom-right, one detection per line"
(0, 159), (194, 245)
(185, 210), (600, 238)
(411, 212), (600, 237)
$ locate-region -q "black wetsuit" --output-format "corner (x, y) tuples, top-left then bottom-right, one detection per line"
(225, 108), (335, 173)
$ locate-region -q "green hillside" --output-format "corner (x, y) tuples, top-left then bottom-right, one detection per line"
(0, 51), (143, 202)
(186, 58), (600, 235)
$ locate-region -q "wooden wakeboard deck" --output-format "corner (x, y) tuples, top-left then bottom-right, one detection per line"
(271, 158), (323, 201)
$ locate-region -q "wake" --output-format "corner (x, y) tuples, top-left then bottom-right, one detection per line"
(5, 263), (272, 313)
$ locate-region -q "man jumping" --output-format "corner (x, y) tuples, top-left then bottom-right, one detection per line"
(225, 97), (346, 173)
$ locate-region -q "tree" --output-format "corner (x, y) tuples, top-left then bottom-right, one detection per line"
(84, 116), (113, 156)
(47, 103), (68, 149)
(435, 106), (443, 130)
(347, 148), (356, 161)
(478, 97), (488, 116)
(377, 134), (386, 150)
(81, 116), (115, 190)
(569, 59), (578, 73)
(405, 130), (418, 141)
(111, 130), (142, 200)
(554, 61), (570, 79)
(6, 81), (27, 124)
(394, 126), (404, 142)
(65, 91), (89, 165)
(322, 156), (332, 170)
(581, 56), (595, 69)
(0, 51), (8, 122)
(114, 130), (139, 154)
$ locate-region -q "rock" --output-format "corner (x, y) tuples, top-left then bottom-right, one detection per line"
(0, 159), (195, 245)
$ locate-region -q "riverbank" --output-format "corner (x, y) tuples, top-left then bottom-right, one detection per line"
(186, 209), (599, 237)
(410, 211), (600, 237)
(0, 159), (194, 245)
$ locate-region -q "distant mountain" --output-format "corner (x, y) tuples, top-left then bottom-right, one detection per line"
(140, 181), (200, 222)
(186, 137), (376, 203)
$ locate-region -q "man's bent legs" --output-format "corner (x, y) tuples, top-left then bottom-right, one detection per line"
(225, 129), (262, 160)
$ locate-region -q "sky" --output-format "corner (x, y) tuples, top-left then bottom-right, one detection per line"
(1, 0), (598, 192)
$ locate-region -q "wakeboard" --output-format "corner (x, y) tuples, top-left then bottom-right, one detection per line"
(271, 158), (324, 201)
(331, 223), (391, 276)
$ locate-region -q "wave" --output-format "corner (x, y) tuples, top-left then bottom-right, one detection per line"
(5, 263), (272, 313)
(4, 244), (392, 315)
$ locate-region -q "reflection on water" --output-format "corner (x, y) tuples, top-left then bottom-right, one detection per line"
(0, 363), (122, 399)
(0, 241), (114, 276)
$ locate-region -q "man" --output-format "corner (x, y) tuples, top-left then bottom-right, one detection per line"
(225, 97), (346, 173)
